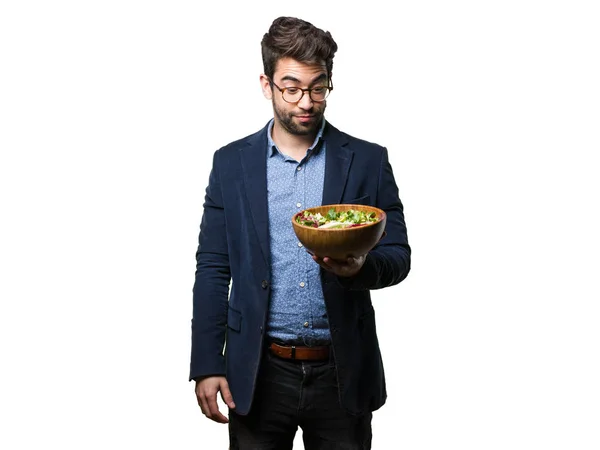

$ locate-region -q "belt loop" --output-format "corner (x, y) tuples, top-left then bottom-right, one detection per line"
(291, 345), (296, 359)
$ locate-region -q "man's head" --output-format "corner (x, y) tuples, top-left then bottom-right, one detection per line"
(260, 17), (338, 137)
(261, 16), (338, 82)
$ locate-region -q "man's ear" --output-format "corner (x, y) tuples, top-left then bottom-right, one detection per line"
(259, 74), (272, 100)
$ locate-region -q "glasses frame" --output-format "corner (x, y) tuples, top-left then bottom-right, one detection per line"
(269, 78), (333, 104)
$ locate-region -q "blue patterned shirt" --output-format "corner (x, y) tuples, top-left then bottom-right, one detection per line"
(266, 119), (331, 345)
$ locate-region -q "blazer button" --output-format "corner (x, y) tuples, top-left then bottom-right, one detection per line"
(261, 280), (268, 289)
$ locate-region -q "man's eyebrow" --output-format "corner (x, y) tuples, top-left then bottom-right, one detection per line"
(280, 73), (328, 84)
(280, 75), (301, 83)
(310, 73), (328, 84)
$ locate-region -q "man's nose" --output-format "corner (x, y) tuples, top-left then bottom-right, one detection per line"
(297, 92), (314, 109)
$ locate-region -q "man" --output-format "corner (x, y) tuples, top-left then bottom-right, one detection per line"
(190, 16), (411, 449)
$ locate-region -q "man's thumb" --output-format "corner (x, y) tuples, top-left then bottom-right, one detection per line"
(220, 381), (236, 409)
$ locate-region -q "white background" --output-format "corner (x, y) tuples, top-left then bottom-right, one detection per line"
(1, 1), (599, 449)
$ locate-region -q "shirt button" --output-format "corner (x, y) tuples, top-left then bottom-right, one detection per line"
(299, 281), (305, 288)
(261, 280), (268, 289)
(297, 166), (302, 171)
(303, 321), (309, 328)
(297, 242), (303, 247)
(296, 202), (302, 208)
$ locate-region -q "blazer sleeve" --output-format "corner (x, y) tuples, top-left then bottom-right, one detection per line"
(336, 147), (411, 290)
(189, 149), (231, 381)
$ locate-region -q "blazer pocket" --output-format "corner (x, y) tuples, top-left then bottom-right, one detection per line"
(227, 307), (242, 332)
(345, 194), (371, 206)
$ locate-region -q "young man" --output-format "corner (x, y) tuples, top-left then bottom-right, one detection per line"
(190, 16), (411, 449)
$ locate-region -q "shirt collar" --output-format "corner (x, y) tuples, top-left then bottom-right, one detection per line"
(267, 117), (326, 158)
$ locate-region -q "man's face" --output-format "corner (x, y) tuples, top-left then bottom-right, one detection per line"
(262, 57), (329, 136)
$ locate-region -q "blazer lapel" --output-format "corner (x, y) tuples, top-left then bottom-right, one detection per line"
(321, 122), (353, 205)
(239, 126), (270, 268)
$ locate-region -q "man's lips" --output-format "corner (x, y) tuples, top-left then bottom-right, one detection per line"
(296, 115), (315, 123)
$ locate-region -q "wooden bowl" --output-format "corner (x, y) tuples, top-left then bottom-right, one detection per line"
(291, 204), (387, 260)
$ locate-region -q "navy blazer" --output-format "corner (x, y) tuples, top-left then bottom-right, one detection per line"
(190, 121), (411, 416)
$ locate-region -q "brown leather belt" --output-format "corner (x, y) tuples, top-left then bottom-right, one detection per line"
(268, 342), (330, 361)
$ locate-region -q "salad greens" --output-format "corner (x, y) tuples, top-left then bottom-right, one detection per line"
(296, 208), (379, 229)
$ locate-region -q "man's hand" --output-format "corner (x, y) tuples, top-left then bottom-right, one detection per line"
(195, 376), (236, 423)
(311, 254), (366, 278)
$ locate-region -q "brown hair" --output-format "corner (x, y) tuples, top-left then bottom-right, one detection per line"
(261, 17), (338, 82)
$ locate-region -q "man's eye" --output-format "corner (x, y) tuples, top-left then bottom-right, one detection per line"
(285, 87), (300, 95)
(311, 87), (325, 94)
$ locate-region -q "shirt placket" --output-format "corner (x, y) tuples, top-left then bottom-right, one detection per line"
(294, 160), (311, 334)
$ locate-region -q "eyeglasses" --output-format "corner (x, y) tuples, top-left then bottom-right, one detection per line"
(269, 79), (333, 104)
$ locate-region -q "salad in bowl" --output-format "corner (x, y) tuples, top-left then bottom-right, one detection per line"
(291, 204), (387, 260)
(295, 207), (380, 229)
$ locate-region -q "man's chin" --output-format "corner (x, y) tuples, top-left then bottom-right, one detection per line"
(293, 118), (320, 134)
(281, 123), (315, 136)
(295, 128), (317, 136)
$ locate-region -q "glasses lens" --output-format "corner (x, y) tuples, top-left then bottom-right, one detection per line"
(282, 88), (302, 103)
(310, 87), (329, 102)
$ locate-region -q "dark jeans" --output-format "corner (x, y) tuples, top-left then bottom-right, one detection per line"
(229, 348), (372, 450)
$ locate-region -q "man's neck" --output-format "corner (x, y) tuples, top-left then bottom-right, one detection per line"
(271, 121), (317, 161)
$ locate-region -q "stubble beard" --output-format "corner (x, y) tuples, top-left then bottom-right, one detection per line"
(272, 99), (326, 137)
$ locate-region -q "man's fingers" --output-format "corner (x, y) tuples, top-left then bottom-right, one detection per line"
(322, 256), (348, 269)
(206, 394), (229, 424)
(219, 380), (236, 410)
(312, 254), (365, 277)
(312, 255), (333, 271)
(195, 386), (210, 416)
(195, 379), (230, 424)
(198, 394), (209, 417)
(313, 255), (347, 273)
